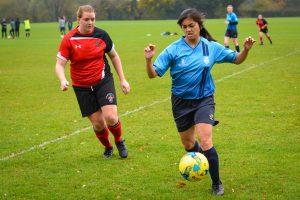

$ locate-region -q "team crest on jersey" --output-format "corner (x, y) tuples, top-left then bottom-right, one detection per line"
(204, 56), (209, 65)
(96, 40), (100, 48)
(106, 93), (115, 103)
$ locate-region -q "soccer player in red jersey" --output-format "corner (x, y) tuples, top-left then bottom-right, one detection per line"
(256, 14), (273, 45)
(55, 5), (130, 158)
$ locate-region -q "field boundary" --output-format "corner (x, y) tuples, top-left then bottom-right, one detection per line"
(1, 48), (299, 161)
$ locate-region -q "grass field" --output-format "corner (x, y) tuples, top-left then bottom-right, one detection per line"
(0, 17), (299, 199)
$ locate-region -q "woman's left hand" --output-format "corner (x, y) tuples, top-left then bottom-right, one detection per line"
(244, 36), (256, 50)
(120, 79), (130, 95)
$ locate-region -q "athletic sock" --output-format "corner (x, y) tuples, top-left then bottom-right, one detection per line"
(185, 141), (202, 153)
(203, 146), (221, 186)
(94, 128), (113, 148)
(108, 119), (123, 142)
(235, 45), (240, 52)
(260, 37), (263, 44)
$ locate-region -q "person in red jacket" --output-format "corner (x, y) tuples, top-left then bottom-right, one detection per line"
(55, 5), (130, 159)
(256, 14), (273, 45)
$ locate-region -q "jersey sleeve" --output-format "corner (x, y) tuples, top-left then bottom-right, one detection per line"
(213, 42), (237, 63)
(153, 48), (172, 77)
(103, 31), (114, 53)
(57, 36), (71, 61)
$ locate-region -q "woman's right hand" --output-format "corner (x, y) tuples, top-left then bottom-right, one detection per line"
(144, 44), (156, 59)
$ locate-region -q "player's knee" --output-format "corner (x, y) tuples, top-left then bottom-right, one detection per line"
(92, 119), (106, 131)
(104, 113), (118, 126)
(200, 139), (213, 151)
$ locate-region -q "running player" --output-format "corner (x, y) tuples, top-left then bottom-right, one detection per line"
(256, 14), (273, 45)
(224, 5), (240, 52)
(55, 5), (130, 158)
(144, 8), (255, 195)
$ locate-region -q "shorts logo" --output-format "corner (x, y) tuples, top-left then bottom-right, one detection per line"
(106, 93), (115, 103)
(209, 114), (214, 121)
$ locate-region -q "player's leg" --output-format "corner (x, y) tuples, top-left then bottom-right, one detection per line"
(265, 32), (272, 44)
(259, 31), (264, 45)
(232, 37), (240, 52)
(179, 126), (202, 152)
(195, 123), (223, 195)
(101, 104), (128, 158)
(224, 36), (230, 48)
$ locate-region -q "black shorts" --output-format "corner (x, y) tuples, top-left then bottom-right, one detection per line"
(73, 75), (117, 117)
(171, 95), (215, 132)
(260, 28), (268, 34)
(225, 29), (238, 38)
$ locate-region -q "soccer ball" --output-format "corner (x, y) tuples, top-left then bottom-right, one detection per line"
(179, 152), (209, 181)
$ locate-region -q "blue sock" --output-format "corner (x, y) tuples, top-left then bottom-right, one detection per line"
(203, 146), (221, 185)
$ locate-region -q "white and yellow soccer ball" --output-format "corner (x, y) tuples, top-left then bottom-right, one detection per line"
(179, 152), (209, 181)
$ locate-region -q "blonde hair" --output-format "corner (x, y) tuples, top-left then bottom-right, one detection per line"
(77, 5), (95, 18)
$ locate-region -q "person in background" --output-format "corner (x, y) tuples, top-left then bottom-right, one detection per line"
(256, 14), (273, 45)
(55, 5), (130, 159)
(59, 16), (66, 36)
(67, 18), (73, 31)
(15, 18), (20, 38)
(144, 8), (256, 195)
(1, 18), (7, 38)
(24, 17), (31, 37)
(224, 5), (240, 52)
(9, 18), (15, 38)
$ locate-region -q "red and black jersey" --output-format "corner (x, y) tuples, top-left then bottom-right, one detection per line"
(256, 19), (268, 30)
(57, 26), (114, 87)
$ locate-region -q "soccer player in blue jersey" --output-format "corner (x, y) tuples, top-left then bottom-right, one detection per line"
(144, 8), (255, 196)
(224, 5), (240, 52)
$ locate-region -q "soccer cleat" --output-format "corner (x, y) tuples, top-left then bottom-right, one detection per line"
(212, 183), (224, 196)
(115, 140), (128, 158)
(102, 147), (113, 158)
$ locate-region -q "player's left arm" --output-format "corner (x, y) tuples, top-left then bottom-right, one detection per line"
(108, 49), (130, 95)
(234, 36), (256, 64)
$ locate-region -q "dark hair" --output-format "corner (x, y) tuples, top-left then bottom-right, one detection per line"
(177, 8), (216, 42)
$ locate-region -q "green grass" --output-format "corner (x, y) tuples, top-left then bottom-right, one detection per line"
(1, 18), (300, 199)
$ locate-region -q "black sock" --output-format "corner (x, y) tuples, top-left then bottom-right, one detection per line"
(186, 141), (202, 153)
(225, 46), (229, 49)
(203, 146), (221, 185)
(235, 45), (240, 52)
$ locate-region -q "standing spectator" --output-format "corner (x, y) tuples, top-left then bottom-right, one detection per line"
(55, 5), (130, 158)
(1, 18), (7, 38)
(24, 17), (31, 37)
(59, 16), (66, 36)
(67, 18), (73, 31)
(15, 18), (20, 38)
(9, 18), (15, 38)
(224, 5), (240, 52)
(256, 14), (273, 45)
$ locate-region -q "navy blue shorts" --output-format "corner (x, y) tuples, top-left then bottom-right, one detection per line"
(171, 95), (216, 132)
(225, 29), (238, 38)
(73, 75), (117, 117)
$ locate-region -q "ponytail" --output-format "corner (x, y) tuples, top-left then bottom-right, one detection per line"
(200, 27), (216, 42)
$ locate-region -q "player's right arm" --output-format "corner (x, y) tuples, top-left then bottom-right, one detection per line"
(55, 58), (69, 91)
(144, 44), (158, 79)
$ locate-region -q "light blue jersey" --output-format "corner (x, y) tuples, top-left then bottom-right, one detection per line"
(226, 12), (238, 30)
(154, 37), (237, 100)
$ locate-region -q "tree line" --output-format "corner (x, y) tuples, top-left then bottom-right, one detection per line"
(0, 0), (299, 22)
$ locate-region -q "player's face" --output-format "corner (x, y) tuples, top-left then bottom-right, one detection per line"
(227, 6), (233, 13)
(78, 11), (95, 34)
(181, 17), (200, 42)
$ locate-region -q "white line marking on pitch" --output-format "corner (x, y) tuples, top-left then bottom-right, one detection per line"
(1, 49), (299, 161)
